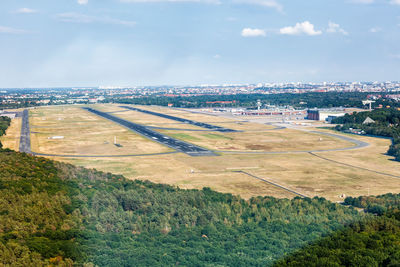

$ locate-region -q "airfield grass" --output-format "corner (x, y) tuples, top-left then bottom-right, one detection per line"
(156, 128), (352, 152)
(53, 137), (400, 201)
(4, 104), (400, 201)
(28, 106), (171, 155)
(0, 117), (21, 151)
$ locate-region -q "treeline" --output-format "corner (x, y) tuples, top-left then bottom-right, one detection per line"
(333, 108), (400, 161)
(1, 149), (367, 266)
(344, 193), (400, 216)
(275, 194), (400, 266)
(110, 92), (377, 109)
(0, 116), (11, 149)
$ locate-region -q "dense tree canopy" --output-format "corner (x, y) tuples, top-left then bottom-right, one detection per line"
(275, 194), (400, 266)
(333, 108), (400, 161)
(0, 116), (11, 149)
(0, 149), (365, 266)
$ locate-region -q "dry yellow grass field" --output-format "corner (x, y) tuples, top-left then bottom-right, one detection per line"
(29, 106), (171, 155)
(156, 128), (352, 152)
(3, 104), (400, 202)
(0, 117), (21, 151)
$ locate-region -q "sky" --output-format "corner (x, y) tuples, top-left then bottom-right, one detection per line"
(0, 0), (400, 87)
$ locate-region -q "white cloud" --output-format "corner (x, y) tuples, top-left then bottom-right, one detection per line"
(234, 0), (283, 12)
(213, 54), (221, 59)
(370, 27), (382, 33)
(0, 26), (29, 34)
(56, 13), (136, 27)
(120, 0), (221, 4)
(390, 53), (400, 59)
(327, 21), (348, 35)
(280, 21), (322, 36)
(391, 0), (400, 4)
(351, 0), (374, 4)
(241, 28), (266, 37)
(15, 8), (38, 14)
(78, 0), (89, 5)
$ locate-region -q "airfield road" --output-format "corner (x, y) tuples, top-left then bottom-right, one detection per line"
(309, 152), (400, 179)
(19, 109), (31, 154)
(233, 170), (309, 198)
(83, 107), (217, 157)
(120, 106), (237, 132)
(216, 131), (369, 154)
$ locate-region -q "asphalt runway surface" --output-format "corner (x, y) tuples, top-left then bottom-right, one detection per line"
(120, 105), (237, 132)
(83, 107), (217, 157)
(19, 109), (31, 154)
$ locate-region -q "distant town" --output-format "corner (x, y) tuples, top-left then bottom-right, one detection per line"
(1, 81), (400, 107)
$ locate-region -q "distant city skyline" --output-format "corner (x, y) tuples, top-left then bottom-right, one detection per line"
(1, 0), (400, 87)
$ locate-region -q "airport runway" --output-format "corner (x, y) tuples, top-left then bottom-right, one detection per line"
(83, 107), (217, 157)
(120, 106), (237, 132)
(19, 109), (32, 154)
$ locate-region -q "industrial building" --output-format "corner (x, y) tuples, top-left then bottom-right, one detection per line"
(307, 109), (347, 122)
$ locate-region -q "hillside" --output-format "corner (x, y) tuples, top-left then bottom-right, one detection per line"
(0, 149), (367, 266)
(275, 194), (400, 266)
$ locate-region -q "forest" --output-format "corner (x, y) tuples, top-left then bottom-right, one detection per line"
(275, 194), (400, 266)
(0, 148), (366, 266)
(333, 108), (400, 161)
(1, 116), (400, 266)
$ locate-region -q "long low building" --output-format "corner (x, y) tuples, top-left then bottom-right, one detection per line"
(0, 110), (22, 119)
(307, 109), (350, 122)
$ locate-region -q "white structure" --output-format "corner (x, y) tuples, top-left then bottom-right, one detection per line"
(362, 100), (375, 111)
(48, 136), (64, 139)
(363, 117), (375, 124)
